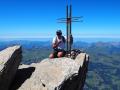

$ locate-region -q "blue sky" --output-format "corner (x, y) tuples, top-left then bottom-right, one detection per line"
(0, 0), (120, 38)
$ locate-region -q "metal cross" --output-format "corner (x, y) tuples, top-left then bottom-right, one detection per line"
(57, 3), (83, 57)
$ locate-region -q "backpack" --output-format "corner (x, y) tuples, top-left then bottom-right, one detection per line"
(62, 36), (66, 43)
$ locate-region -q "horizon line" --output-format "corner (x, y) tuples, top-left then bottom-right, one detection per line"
(1, 36), (120, 39)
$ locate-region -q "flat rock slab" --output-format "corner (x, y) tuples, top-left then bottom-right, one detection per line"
(12, 53), (89, 90)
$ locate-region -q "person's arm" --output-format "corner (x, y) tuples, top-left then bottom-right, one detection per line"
(52, 37), (61, 48)
(70, 34), (73, 45)
(65, 34), (73, 45)
(52, 41), (61, 48)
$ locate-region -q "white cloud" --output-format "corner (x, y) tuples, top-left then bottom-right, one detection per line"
(73, 34), (120, 38)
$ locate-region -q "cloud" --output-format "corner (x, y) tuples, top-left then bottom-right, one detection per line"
(73, 34), (120, 38)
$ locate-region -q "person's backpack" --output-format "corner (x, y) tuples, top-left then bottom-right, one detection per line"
(62, 36), (66, 43)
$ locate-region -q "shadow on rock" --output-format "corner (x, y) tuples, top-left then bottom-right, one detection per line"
(9, 67), (35, 90)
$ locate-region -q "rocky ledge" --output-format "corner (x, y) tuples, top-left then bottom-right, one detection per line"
(0, 46), (89, 90)
(11, 52), (89, 90)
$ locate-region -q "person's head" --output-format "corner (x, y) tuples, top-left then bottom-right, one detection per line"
(56, 30), (62, 37)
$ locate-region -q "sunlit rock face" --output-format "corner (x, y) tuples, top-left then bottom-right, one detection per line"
(11, 53), (89, 90)
(0, 46), (22, 90)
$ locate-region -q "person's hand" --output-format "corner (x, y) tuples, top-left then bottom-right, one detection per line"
(58, 40), (62, 44)
(52, 40), (62, 48)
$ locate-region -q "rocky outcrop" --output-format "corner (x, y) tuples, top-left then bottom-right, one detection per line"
(11, 53), (89, 90)
(0, 46), (89, 90)
(0, 46), (22, 90)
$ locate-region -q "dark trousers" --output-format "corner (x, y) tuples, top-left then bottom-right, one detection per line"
(53, 49), (66, 58)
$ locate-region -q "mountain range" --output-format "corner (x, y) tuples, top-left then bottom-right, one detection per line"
(0, 40), (120, 90)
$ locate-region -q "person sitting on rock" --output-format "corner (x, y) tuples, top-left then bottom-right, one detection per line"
(49, 30), (66, 58)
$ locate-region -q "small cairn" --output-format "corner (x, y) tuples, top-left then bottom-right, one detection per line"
(65, 49), (84, 59)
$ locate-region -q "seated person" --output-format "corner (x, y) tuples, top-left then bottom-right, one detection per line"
(49, 30), (66, 58)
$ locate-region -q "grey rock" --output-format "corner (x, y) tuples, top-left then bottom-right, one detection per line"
(11, 53), (89, 90)
(0, 46), (22, 90)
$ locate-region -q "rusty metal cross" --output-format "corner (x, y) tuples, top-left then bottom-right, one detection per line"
(57, 2), (83, 57)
